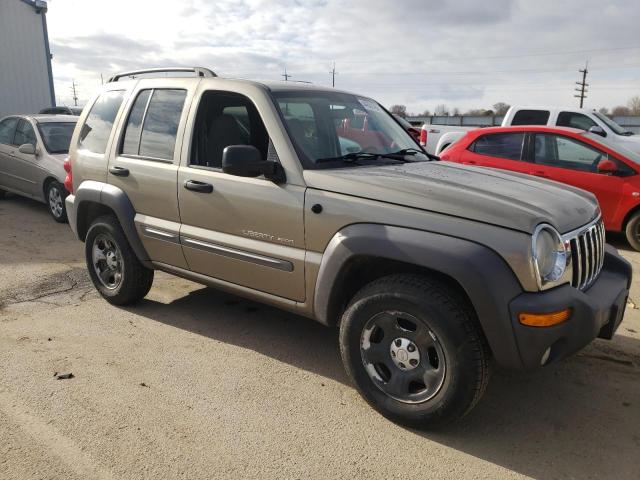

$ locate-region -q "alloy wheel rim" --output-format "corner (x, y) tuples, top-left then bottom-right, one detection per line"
(48, 186), (63, 218)
(92, 234), (123, 290)
(360, 311), (446, 404)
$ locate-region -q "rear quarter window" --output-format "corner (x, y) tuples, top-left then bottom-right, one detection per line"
(471, 132), (525, 161)
(511, 110), (550, 126)
(78, 90), (125, 154)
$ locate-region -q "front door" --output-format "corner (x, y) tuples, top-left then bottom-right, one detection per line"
(9, 119), (41, 198)
(0, 117), (21, 192)
(177, 90), (306, 301)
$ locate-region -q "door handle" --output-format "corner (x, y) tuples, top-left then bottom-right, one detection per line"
(109, 166), (129, 177)
(467, 160), (477, 165)
(531, 170), (548, 177)
(184, 180), (213, 193)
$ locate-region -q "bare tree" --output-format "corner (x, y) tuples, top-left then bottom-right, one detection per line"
(612, 105), (632, 116)
(390, 105), (407, 117)
(598, 107), (610, 115)
(628, 96), (640, 115)
(420, 109), (431, 116)
(434, 104), (449, 116)
(464, 109), (486, 116)
(492, 102), (511, 115)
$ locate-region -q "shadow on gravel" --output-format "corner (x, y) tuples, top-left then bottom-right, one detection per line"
(131, 285), (640, 479)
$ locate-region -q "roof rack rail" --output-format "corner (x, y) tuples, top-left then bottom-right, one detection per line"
(107, 67), (217, 83)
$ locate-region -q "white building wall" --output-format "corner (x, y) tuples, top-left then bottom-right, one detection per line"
(0, 0), (54, 117)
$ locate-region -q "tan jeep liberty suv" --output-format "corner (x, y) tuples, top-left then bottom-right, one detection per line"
(64, 67), (632, 428)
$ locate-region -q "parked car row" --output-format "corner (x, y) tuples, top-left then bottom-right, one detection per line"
(51, 66), (631, 429)
(421, 105), (640, 156)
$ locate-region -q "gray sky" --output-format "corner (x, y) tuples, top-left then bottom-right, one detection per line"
(46, 0), (640, 114)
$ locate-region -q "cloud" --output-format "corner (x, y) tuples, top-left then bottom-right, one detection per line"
(46, 0), (640, 111)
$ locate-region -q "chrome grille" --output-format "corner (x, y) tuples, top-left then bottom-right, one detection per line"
(566, 219), (605, 290)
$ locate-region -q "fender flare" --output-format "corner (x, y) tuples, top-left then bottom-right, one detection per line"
(73, 181), (152, 268)
(313, 224), (525, 369)
(436, 131), (464, 154)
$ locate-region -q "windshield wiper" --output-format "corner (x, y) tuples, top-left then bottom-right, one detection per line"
(316, 150), (421, 164)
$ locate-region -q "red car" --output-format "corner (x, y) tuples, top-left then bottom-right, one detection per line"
(440, 125), (640, 250)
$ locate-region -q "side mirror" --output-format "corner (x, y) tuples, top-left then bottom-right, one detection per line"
(222, 145), (285, 183)
(18, 143), (36, 155)
(597, 158), (618, 174)
(589, 126), (606, 137)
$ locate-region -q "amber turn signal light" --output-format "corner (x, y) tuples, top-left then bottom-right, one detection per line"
(518, 308), (571, 327)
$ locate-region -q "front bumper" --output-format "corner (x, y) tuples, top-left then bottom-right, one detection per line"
(508, 245), (632, 370)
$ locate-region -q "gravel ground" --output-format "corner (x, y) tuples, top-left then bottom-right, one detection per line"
(1, 194), (639, 480)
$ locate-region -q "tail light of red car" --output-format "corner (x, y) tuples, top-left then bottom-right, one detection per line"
(420, 126), (427, 146)
(63, 156), (73, 193)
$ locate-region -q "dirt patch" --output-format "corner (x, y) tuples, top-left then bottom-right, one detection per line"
(0, 267), (94, 309)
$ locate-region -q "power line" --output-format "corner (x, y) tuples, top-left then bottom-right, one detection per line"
(574, 61), (589, 108)
(281, 66), (291, 82)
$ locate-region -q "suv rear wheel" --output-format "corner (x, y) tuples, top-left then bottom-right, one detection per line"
(85, 215), (154, 305)
(339, 274), (490, 429)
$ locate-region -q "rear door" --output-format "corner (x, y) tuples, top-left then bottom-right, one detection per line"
(529, 133), (624, 227)
(107, 79), (196, 269)
(458, 131), (531, 174)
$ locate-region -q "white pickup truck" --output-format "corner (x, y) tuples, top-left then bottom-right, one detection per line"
(420, 106), (639, 155)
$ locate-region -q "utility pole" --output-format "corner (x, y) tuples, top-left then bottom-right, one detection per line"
(100, 73), (104, 85)
(574, 61), (589, 108)
(70, 80), (79, 106)
(282, 67), (291, 82)
(329, 61), (337, 87)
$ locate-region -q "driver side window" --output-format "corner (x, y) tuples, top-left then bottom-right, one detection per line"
(14, 120), (36, 147)
(534, 134), (603, 173)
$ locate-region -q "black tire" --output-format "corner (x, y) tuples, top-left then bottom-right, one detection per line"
(85, 215), (154, 305)
(339, 274), (490, 429)
(624, 212), (640, 251)
(45, 180), (68, 223)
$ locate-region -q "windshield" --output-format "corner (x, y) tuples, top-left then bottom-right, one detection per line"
(593, 112), (632, 136)
(38, 122), (77, 154)
(272, 90), (426, 168)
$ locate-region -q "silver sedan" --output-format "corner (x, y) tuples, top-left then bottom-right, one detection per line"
(0, 114), (78, 222)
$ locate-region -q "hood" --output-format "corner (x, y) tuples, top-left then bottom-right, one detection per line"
(618, 134), (640, 154)
(303, 161), (599, 234)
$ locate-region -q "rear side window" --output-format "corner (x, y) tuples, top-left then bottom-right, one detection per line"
(511, 110), (550, 126)
(557, 112), (597, 131)
(121, 89), (186, 161)
(78, 90), (125, 154)
(14, 120), (36, 147)
(471, 133), (525, 161)
(0, 117), (19, 145)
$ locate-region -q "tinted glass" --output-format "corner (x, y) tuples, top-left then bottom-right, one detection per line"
(139, 89), (186, 160)
(38, 122), (77, 154)
(78, 91), (125, 154)
(121, 89), (151, 155)
(472, 133), (525, 160)
(557, 112), (597, 131)
(534, 134), (604, 172)
(0, 117), (19, 144)
(511, 110), (550, 125)
(190, 91), (269, 169)
(14, 120), (37, 147)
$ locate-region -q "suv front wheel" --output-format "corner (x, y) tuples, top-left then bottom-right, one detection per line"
(85, 215), (154, 305)
(339, 274), (490, 429)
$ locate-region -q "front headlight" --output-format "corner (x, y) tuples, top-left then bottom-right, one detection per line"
(532, 224), (570, 289)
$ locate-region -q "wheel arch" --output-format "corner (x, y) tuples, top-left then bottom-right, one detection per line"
(313, 224), (525, 369)
(621, 203), (640, 231)
(73, 181), (152, 267)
